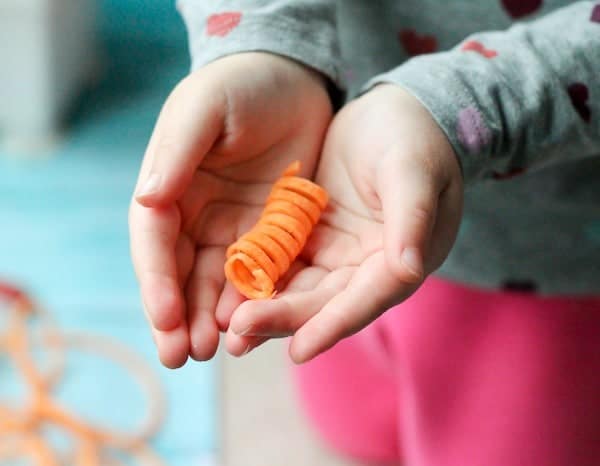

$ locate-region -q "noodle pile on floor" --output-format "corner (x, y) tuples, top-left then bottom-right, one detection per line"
(0, 282), (167, 466)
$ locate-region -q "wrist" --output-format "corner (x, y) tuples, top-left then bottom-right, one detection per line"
(263, 52), (344, 111)
(221, 51), (344, 112)
(363, 82), (463, 187)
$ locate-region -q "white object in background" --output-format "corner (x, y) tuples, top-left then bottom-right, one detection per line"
(0, 0), (96, 153)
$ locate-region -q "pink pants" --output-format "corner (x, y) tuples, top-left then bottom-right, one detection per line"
(291, 277), (600, 466)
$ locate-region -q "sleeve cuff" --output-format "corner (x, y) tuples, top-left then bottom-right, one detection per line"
(362, 53), (503, 184)
(177, 1), (345, 106)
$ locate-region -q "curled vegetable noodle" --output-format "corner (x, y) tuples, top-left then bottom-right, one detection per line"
(225, 161), (328, 299)
(0, 282), (167, 466)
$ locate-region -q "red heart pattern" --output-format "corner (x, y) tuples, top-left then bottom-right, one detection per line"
(206, 12), (242, 37)
(501, 280), (538, 293)
(461, 41), (498, 58)
(501, 0), (543, 18)
(568, 83), (591, 123)
(399, 29), (438, 56)
(492, 167), (526, 180)
(592, 4), (600, 23)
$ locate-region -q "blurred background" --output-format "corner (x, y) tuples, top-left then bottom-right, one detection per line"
(0, 1), (216, 464)
(0, 2), (361, 465)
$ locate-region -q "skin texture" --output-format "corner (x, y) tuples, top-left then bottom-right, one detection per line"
(129, 53), (333, 368)
(226, 84), (464, 363)
(129, 52), (464, 367)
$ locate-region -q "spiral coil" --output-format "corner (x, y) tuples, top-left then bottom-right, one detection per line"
(225, 161), (328, 299)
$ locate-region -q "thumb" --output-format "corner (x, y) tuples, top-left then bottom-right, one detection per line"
(135, 78), (225, 207)
(377, 152), (439, 283)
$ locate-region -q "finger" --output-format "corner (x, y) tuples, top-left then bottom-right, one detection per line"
(215, 281), (245, 332)
(377, 152), (439, 283)
(290, 251), (415, 364)
(134, 113), (163, 195)
(129, 203), (183, 331)
(135, 77), (225, 206)
(225, 335), (269, 358)
(215, 260), (307, 332)
(224, 262), (318, 355)
(224, 265), (323, 355)
(229, 266), (349, 338)
(229, 289), (332, 339)
(186, 247), (224, 361)
(152, 323), (190, 369)
(175, 234), (195, 287)
(230, 261), (322, 336)
(428, 178), (463, 272)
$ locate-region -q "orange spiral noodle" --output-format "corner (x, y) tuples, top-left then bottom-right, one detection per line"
(225, 161), (328, 299)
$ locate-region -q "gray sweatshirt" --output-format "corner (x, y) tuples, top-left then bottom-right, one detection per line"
(177, 0), (600, 295)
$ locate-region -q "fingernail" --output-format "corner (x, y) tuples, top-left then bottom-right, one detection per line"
(401, 247), (423, 278)
(137, 173), (161, 197)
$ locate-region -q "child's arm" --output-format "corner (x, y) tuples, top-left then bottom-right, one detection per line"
(222, 3), (600, 362)
(364, 2), (600, 183)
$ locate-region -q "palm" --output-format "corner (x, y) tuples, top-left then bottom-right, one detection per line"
(224, 142), (401, 360)
(224, 153), (402, 361)
(178, 132), (324, 321)
(226, 86), (463, 363)
(292, 158), (388, 302)
(129, 53), (333, 367)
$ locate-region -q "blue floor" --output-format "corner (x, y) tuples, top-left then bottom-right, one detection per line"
(0, 1), (216, 464)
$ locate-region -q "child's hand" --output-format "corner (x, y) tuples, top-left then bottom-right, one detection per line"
(129, 53), (333, 367)
(226, 84), (463, 363)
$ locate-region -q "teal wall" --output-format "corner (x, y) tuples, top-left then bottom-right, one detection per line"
(0, 2), (216, 464)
